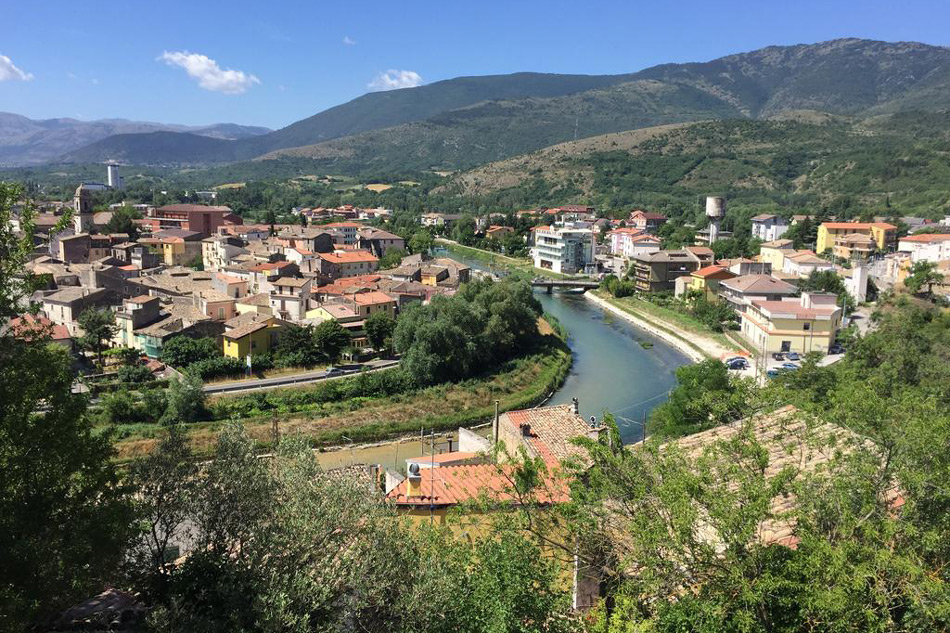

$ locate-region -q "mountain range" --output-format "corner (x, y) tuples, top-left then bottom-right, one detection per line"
(11, 38), (950, 173)
(0, 114), (271, 166)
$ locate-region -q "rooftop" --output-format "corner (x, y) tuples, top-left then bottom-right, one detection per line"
(721, 274), (798, 294)
(386, 463), (568, 507)
(319, 250), (379, 264)
(821, 221), (897, 231)
(502, 404), (596, 463)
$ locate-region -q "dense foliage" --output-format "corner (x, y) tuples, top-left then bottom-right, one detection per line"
(393, 278), (543, 385)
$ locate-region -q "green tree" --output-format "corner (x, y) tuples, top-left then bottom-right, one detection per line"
(364, 310), (396, 351)
(105, 205), (142, 240)
(649, 359), (753, 438)
(409, 228), (434, 254)
(379, 247), (407, 269)
(452, 215), (478, 245)
(160, 336), (218, 368)
(161, 373), (207, 424)
(78, 307), (117, 365)
(904, 260), (943, 297)
(0, 182), (133, 628)
(313, 319), (350, 363)
(273, 324), (321, 367)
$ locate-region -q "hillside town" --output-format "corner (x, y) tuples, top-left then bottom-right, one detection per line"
(6, 11), (950, 632)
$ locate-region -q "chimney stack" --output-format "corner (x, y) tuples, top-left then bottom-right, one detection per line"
(493, 400), (500, 446)
(572, 397), (579, 415)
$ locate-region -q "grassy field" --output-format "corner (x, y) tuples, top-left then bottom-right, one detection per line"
(109, 333), (571, 462)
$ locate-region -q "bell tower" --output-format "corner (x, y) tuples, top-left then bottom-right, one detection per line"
(73, 184), (94, 234)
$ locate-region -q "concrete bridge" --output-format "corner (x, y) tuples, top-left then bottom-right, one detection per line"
(530, 278), (601, 293)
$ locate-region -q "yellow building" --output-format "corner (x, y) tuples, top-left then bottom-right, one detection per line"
(758, 239), (795, 271)
(816, 222), (897, 256)
(222, 315), (285, 359)
(740, 292), (842, 354)
(686, 265), (737, 301)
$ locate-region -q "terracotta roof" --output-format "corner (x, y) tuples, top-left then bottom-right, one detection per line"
(386, 463), (569, 507)
(351, 291), (396, 305)
(629, 210), (667, 220)
(223, 319), (273, 340)
(721, 274), (798, 294)
(319, 250), (379, 264)
(272, 276), (311, 288)
(751, 213), (778, 221)
(238, 292), (271, 306)
(692, 265), (735, 279)
(900, 233), (950, 243)
(685, 246), (714, 256)
(157, 204), (232, 214)
(761, 239), (794, 248)
(248, 261), (295, 273)
(7, 313), (71, 341)
(127, 294), (156, 304)
(406, 451), (480, 465)
(821, 222), (896, 231)
(502, 404), (595, 463)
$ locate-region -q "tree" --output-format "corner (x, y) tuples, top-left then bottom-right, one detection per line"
(0, 182), (134, 628)
(78, 308), (117, 365)
(649, 359), (753, 438)
(105, 205), (142, 240)
(313, 319), (350, 363)
(799, 268), (855, 313)
(160, 336), (218, 368)
(409, 228), (434, 254)
(379, 247), (407, 269)
(128, 425), (196, 599)
(161, 373), (207, 424)
(904, 261), (943, 297)
(452, 215), (478, 246)
(273, 324), (321, 367)
(364, 310), (396, 351)
(186, 253), (204, 271)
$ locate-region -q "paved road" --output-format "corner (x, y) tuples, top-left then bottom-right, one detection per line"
(202, 358), (400, 394)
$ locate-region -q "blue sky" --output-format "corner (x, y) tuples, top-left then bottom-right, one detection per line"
(2, 0), (948, 130)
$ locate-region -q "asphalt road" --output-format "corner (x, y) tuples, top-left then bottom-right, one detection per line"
(202, 358), (400, 394)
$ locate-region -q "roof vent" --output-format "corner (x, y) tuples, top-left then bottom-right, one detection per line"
(407, 462), (421, 480)
(520, 423), (532, 437)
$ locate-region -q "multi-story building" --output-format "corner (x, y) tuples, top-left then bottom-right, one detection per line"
(317, 250), (380, 280)
(532, 226), (595, 274)
(897, 233), (950, 263)
(357, 227), (406, 257)
(816, 222), (897, 257)
(629, 248), (713, 293)
(606, 228), (662, 259)
(201, 235), (249, 271)
(750, 214), (789, 242)
(782, 250), (835, 278)
(740, 292), (842, 355)
(627, 210), (668, 234)
(146, 204), (243, 238)
(717, 274), (799, 314)
(318, 221), (362, 245)
(269, 277), (313, 321)
(757, 239), (795, 271)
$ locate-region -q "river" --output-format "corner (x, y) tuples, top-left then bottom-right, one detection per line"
(315, 250), (690, 470)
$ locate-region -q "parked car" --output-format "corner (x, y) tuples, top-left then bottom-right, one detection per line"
(828, 344), (845, 355)
(727, 359), (749, 370)
(780, 362), (800, 370)
(772, 352), (785, 361)
(324, 367), (343, 377)
(766, 369), (781, 379)
(724, 356), (746, 365)
(785, 352), (801, 361)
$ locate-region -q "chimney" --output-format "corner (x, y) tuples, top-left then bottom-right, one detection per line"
(406, 462), (423, 498)
(572, 397), (579, 415)
(520, 423), (532, 437)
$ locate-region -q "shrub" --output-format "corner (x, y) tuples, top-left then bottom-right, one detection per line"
(186, 356), (246, 381)
(118, 364), (154, 384)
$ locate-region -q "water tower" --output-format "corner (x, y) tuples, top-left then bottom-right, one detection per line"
(705, 196), (726, 244)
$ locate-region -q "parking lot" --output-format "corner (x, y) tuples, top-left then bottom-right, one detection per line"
(722, 347), (846, 383)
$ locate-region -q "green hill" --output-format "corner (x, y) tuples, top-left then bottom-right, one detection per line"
(61, 38), (950, 176)
(437, 110), (950, 217)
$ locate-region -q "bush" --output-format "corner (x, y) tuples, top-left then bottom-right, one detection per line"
(161, 336), (219, 368)
(101, 389), (145, 424)
(118, 364), (154, 384)
(249, 354), (273, 372)
(186, 356), (246, 381)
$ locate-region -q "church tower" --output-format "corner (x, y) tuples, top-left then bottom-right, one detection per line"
(73, 184), (94, 234)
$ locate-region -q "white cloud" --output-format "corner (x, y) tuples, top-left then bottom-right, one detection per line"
(158, 51), (260, 94)
(0, 54), (33, 81)
(90, 78), (100, 86)
(367, 69), (423, 91)
(343, 36), (356, 46)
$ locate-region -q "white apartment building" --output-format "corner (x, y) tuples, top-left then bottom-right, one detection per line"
(751, 214), (789, 242)
(532, 226), (595, 274)
(898, 233), (950, 264)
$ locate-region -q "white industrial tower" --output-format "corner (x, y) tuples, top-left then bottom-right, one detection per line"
(705, 196), (725, 244)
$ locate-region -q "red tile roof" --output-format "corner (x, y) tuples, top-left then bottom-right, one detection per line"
(319, 250), (379, 264)
(821, 222), (896, 231)
(386, 463), (569, 507)
(900, 233), (950, 243)
(692, 265), (734, 279)
(7, 313), (71, 341)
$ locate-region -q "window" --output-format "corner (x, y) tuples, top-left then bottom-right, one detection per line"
(803, 322), (811, 331)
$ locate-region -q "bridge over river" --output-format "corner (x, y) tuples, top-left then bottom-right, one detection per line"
(530, 278), (601, 292)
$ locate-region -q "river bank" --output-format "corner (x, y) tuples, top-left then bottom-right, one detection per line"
(112, 330), (572, 462)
